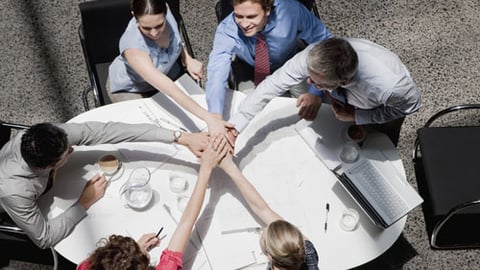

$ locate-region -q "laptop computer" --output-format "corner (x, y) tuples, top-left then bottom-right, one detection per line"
(295, 114), (423, 228)
(336, 156), (423, 228)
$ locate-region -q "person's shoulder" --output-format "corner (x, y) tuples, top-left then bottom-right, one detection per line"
(217, 15), (238, 33)
(274, 0), (305, 11)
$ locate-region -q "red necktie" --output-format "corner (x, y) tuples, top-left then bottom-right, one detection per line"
(254, 33), (270, 86)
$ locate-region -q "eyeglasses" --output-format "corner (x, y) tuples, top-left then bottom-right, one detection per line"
(307, 76), (340, 91)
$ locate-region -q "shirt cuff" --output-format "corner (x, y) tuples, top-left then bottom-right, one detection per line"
(228, 114), (249, 133)
(354, 109), (370, 125)
(308, 85), (325, 97)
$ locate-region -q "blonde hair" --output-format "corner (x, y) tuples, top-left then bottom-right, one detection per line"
(264, 220), (305, 270)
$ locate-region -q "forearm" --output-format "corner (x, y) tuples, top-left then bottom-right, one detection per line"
(168, 164), (212, 252)
(224, 165), (280, 224)
(61, 122), (175, 145)
(180, 46), (192, 67)
(2, 196), (86, 249)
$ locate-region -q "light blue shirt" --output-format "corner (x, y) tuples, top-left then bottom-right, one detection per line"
(229, 38), (422, 132)
(206, 0), (331, 114)
(108, 8), (182, 93)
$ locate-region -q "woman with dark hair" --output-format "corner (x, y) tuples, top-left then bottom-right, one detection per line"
(77, 134), (230, 270)
(108, 0), (232, 136)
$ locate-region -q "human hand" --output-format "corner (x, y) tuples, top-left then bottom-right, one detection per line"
(137, 233), (160, 256)
(78, 174), (107, 209)
(296, 93), (321, 121)
(177, 132), (209, 158)
(225, 127), (238, 149)
(186, 58), (204, 82)
(331, 102), (355, 122)
(200, 134), (229, 170)
(206, 114), (236, 150)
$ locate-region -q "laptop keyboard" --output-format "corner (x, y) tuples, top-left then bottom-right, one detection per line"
(346, 159), (408, 221)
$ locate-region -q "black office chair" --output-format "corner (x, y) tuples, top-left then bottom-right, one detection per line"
(413, 104), (480, 249)
(0, 121), (59, 268)
(214, 0), (322, 90)
(79, 0), (196, 111)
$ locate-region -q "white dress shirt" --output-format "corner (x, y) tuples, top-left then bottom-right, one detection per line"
(229, 38), (422, 132)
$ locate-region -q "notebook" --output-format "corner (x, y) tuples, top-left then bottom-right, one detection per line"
(336, 157), (423, 228)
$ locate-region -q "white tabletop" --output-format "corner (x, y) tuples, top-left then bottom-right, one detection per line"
(38, 88), (406, 270)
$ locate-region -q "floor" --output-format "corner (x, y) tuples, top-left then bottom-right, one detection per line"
(1, 0), (480, 269)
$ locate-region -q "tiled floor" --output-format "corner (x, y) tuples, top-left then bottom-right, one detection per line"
(1, 0), (480, 269)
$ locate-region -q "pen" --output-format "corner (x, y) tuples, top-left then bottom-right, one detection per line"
(221, 227), (261, 235)
(324, 203), (330, 232)
(155, 227), (164, 238)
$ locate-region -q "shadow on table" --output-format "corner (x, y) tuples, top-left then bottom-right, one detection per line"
(350, 233), (418, 270)
(235, 113), (300, 169)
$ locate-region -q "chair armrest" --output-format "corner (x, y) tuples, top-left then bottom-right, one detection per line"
(424, 104), (480, 127)
(431, 199), (480, 249)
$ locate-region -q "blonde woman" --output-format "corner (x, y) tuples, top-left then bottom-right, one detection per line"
(219, 155), (319, 270)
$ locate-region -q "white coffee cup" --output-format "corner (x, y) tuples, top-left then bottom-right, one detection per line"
(98, 154), (120, 176)
(344, 124), (366, 143)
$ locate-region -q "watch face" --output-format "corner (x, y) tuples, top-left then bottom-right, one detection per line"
(174, 130), (182, 141)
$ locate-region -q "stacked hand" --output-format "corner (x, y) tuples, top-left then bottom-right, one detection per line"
(201, 134), (230, 170)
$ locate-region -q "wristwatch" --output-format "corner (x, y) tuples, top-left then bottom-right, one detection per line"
(173, 130), (183, 142)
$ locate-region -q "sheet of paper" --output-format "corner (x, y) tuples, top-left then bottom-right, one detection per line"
(295, 106), (353, 170)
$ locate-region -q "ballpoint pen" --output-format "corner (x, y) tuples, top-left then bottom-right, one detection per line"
(324, 203), (330, 232)
(155, 227), (164, 238)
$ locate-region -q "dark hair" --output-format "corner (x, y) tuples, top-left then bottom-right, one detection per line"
(88, 235), (154, 270)
(131, 0), (167, 18)
(20, 123), (68, 169)
(232, 0), (274, 11)
(307, 38), (359, 83)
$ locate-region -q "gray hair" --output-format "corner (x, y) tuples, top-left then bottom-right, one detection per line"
(307, 38), (358, 83)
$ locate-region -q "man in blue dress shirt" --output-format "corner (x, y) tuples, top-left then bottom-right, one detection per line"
(206, 0), (331, 119)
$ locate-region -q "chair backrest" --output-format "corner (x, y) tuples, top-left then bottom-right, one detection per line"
(79, 0), (194, 107)
(79, 0), (131, 106)
(215, 0), (320, 23)
(0, 122), (28, 150)
(0, 122), (57, 268)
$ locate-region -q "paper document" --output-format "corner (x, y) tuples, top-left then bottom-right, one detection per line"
(295, 106), (352, 170)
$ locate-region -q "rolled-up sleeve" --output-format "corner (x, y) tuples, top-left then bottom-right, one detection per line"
(355, 76), (421, 124)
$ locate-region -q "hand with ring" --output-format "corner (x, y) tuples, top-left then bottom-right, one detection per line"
(200, 134), (229, 170)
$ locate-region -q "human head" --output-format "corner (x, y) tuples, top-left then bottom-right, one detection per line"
(232, 0), (274, 37)
(307, 38), (358, 90)
(260, 220), (305, 270)
(87, 235), (154, 270)
(20, 123), (70, 169)
(130, 0), (168, 42)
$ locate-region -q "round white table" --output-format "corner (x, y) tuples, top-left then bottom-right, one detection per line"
(38, 90), (406, 270)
